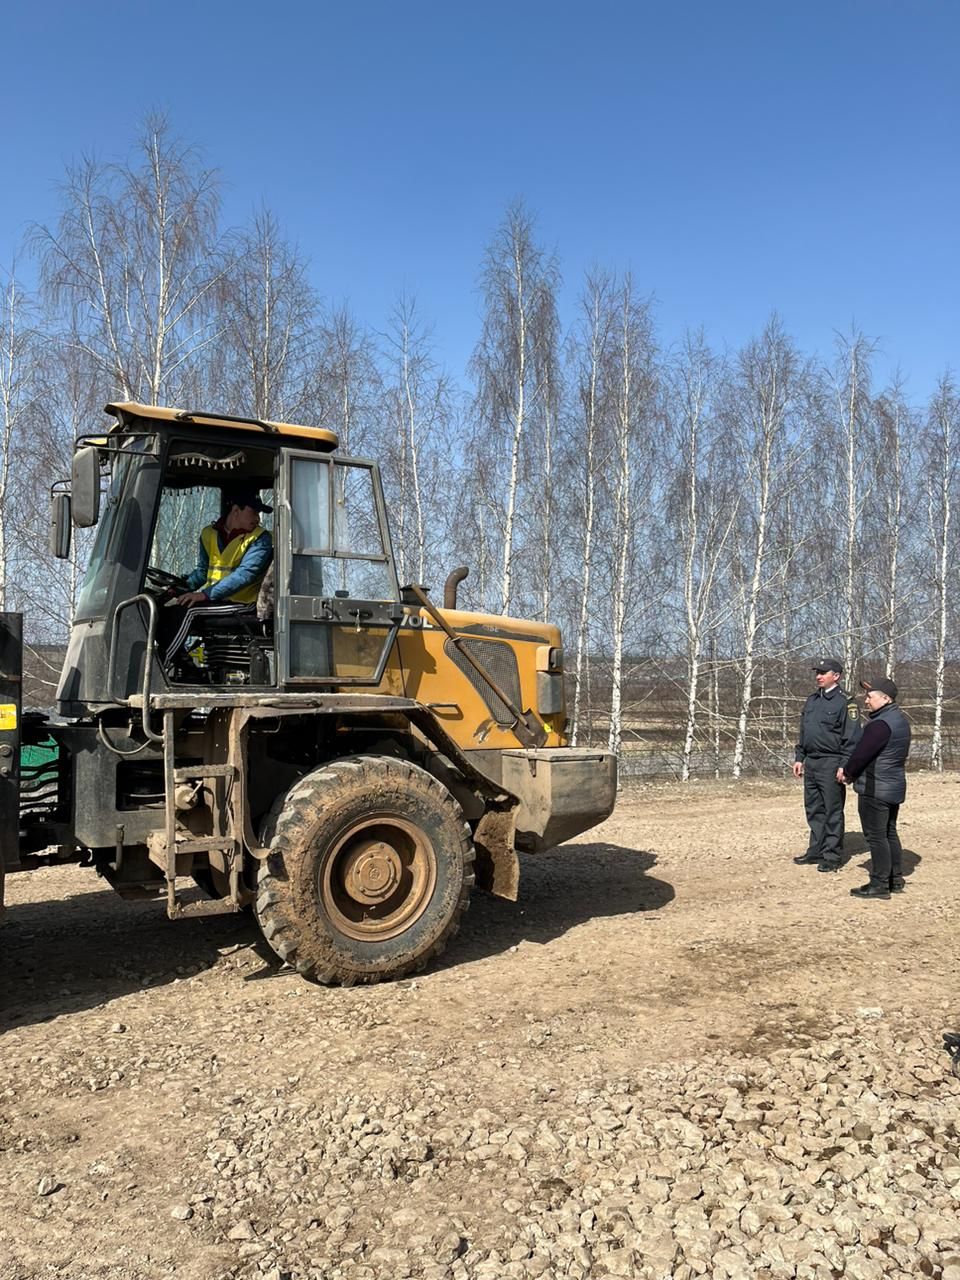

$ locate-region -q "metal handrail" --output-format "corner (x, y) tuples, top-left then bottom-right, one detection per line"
(107, 593), (164, 744)
(403, 583), (547, 749)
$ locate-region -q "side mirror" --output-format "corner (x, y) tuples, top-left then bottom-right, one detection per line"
(50, 492), (72, 559)
(72, 446), (101, 528)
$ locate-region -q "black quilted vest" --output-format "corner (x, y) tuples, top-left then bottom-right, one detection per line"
(854, 703), (911, 804)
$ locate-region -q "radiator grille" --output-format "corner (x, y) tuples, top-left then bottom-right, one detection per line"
(444, 638), (522, 726)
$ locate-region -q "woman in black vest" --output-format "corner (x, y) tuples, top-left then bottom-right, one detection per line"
(837, 676), (912, 899)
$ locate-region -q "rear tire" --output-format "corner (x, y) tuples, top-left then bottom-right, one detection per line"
(255, 755), (475, 985)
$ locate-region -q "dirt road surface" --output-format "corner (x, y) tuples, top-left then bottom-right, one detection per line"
(2, 775), (958, 1280)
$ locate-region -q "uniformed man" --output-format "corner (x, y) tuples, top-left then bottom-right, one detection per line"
(792, 658), (861, 872)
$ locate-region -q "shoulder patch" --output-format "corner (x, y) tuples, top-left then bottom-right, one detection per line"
(847, 700), (859, 720)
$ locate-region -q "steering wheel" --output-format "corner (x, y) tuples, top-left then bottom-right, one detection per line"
(145, 566), (192, 594)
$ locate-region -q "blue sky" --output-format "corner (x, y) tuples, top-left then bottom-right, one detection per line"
(3, 1), (958, 399)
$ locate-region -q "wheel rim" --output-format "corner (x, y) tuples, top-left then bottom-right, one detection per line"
(319, 813), (437, 941)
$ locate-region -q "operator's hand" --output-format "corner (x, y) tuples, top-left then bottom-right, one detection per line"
(172, 590), (209, 607)
(836, 768), (849, 785)
(792, 761), (803, 779)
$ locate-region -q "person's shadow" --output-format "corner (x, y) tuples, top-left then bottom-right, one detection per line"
(842, 831), (870, 855)
(444, 841), (674, 968)
(0, 886), (261, 1032)
(839, 833), (921, 878)
(855, 848), (922, 877)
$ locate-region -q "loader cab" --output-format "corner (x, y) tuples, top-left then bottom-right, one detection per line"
(145, 446), (277, 686)
(57, 404), (403, 716)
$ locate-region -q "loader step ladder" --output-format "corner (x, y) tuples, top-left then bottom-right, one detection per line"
(162, 710), (243, 920)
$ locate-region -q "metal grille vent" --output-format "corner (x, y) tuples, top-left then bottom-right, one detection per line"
(444, 638), (522, 726)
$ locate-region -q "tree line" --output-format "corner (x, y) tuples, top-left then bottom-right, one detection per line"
(1, 117), (957, 776)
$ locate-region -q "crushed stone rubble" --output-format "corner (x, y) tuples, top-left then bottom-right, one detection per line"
(3, 1013), (958, 1280)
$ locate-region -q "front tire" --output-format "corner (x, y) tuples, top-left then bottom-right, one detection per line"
(255, 755), (475, 985)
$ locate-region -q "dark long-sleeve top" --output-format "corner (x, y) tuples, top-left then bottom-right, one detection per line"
(842, 718), (891, 780)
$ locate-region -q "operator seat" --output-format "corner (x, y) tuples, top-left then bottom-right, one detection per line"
(256, 561), (275, 627)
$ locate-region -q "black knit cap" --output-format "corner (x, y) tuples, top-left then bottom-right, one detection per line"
(860, 676), (898, 701)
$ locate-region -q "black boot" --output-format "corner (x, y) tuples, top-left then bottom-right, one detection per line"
(890, 876), (905, 893)
(850, 882), (891, 899)
(793, 853), (821, 865)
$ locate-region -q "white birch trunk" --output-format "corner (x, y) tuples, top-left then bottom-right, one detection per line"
(262, 238), (273, 417)
(842, 347), (859, 679)
(679, 408), (701, 781)
(571, 445), (595, 747)
(394, 391), (409, 585)
(884, 405), (902, 678)
(476, 503), (489, 612)
(540, 379), (553, 622)
(500, 240), (527, 615)
(608, 304), (633, 758)
(932, 512), (948, 771)
(680, 635), (700, 782)
(710, 636), (721, 779)
(400, 334), (427, 584)
(0, 273), (23, 611)
(571, 297), (602, 747)
(81, 183), (133, 399)
(149, 130), (169, 404)
(732, 436), (771, 778)
(931, 413), (951, 770)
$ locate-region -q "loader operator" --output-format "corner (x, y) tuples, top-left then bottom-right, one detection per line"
(162, 489), (273, 669)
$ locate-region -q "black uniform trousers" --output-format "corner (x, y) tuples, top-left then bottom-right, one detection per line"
(857, 796), (902, 888)
(803, 754), (846, 863)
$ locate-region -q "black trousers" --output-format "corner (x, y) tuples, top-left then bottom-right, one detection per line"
(857, 795), (902, 887)
(803, 755), (846, 862)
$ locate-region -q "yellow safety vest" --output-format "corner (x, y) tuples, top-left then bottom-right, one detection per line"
(200, 525), (269, 604)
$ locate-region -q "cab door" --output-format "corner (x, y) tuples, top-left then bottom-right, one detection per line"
(277, 452), (403, 686)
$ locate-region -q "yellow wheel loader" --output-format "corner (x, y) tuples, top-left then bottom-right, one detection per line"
(0, 403), (616, 984)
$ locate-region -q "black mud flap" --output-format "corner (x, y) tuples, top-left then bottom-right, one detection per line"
(0, 613), (22, 917)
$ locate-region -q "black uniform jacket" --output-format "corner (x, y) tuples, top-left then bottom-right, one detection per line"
(795, 687), (861, 761)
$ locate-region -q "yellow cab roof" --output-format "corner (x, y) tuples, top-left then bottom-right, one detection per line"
(104, 402), (339, 450)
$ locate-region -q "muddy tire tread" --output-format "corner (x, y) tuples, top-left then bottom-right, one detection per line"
(254, 755), (475, 985)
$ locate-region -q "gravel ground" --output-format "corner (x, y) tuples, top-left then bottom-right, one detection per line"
(1, 773), (958, 1280)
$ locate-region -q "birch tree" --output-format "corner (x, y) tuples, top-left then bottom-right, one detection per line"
(871, 381), (913, 677)
(381, 294), (452, 587)
(313, 304), (381, 456)
(605, 277), (655, 757)
(37, 114), (226, 405)
(568, 272), (617, 745)
(533, 286), (561, 623)
(17, 333), (100, 650)
(219, 209), (317, 420)
(729, 316), (807, 778)
(470, 202), (560, 614)
(0, 260), (40, 610)
(830, 330), (876, 677)
(924, 375), (958, 771)
(666, 332), (740, 779)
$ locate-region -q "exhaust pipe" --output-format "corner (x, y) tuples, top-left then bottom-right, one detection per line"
(443, 566), (469, 610)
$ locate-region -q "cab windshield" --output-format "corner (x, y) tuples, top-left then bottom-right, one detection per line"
(74, 445), (151, 621)
(150, 485), (230, 580)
